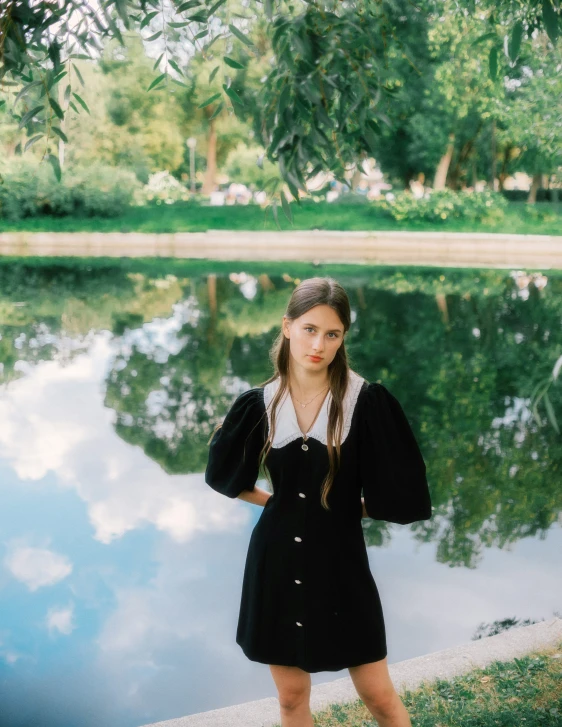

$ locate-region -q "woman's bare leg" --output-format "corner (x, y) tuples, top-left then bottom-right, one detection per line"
(269, 664), (314, 727)
(348, 657), (411, 727)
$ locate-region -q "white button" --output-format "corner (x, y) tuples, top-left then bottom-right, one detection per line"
(298, 493), (306, 498)
(295, 579), (302, 584)
(296, 622), (302, 627)
(294, 536), (302, 542)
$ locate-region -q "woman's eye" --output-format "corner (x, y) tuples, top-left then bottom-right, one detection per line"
(304, 327), (337, 339)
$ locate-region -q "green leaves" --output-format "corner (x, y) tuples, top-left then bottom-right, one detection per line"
(222, 83), (243, 105)
(508, 21), (523, 61)
(224, 56), (245, 69)
(280, 193), (293, 224)
(542, 0), (559, 43)
(198, 92), (221, 108)
(147, 72), (166, 91)
(18, 105), (44, 129)
(47, 153), (61, 182)
(489, 46), (498, 80)
(228, 24), (254, 48)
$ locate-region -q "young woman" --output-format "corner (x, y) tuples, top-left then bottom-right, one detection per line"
(205, 276), (432, 727)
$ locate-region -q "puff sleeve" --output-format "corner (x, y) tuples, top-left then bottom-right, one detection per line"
(205, 388), (266, 499)
(359, 382), (432, 525)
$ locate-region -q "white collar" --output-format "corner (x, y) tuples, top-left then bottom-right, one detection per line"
(263, 370), (365, 448)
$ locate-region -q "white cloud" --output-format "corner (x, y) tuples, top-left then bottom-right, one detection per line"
(0, 333), (256, 544)
(46, 604), (76, 635)
(4, 546), (73, 591)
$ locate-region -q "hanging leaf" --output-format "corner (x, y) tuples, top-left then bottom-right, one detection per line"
(153, 52), (164, 70)
(145, 30), (163, 41)
(508, 21), (523, 60)
(542, 0), (559, 43)
(209, 65), (220, 82)
(470, 31), (497, 47)
(228, 24), (255, 48)
(280, 193), (293, 224)
(489, 46), (498, 79)
(177, 0), (201, 11)
(147, 72), (167, 91)
(224, 56), (245, 69)
(198, 92), (222, 108)
(47, 153), (62, 182)
(48, 95), (64, 120)
(271, 200), (280, 230)
(207, 0), (227, 16)
(14, 80), (42, 105)
(209, 101), (224, 119)
(169, 59), (184, 76)
(140, 11), (159, 29)
(72, 92), (90, 113)
(544, 392), (560, 433)
(18, 105), (44, 129)
(52, 126), (68, 143)
(223, 83), (244, 105)
(24, 134), (43, 152)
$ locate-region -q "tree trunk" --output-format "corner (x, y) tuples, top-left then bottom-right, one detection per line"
(202, 114), (217, 195)
(527, 173), (541, 204)
(498, 145), (512, 191)
(448, 129), (481, 190)
(490, 119), (496, 190)
(433, 133), (455, 190)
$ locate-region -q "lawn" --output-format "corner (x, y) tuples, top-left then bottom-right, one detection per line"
(270, 640), (562, 727)
(1, 200), (562, 235)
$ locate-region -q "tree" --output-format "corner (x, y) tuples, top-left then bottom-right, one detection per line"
(1, 0), (560, 203)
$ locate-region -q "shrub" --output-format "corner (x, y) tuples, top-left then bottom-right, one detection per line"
(0, 158), (142, 219)
(377, 189), (508, 223)
(133, 170), (191, 206)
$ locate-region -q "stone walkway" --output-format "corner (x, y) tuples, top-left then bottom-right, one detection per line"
(1, 230), (562, 269)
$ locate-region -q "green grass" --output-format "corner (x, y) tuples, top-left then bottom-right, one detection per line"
(270, 640), (562, 727)
(1, 200), (562, 235)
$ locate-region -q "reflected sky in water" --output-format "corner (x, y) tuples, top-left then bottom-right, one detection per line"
(0, 260), (560, 727)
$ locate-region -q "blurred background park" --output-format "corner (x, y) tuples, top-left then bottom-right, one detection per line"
(0, 1), (561, 727)
(1, 0), (562, 233)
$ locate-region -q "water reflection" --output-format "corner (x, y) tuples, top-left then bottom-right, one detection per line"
(0, 259), (560, 727)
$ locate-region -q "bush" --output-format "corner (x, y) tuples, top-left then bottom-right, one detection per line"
(0, 158), (142, 220)
(377, 189), (508, 223)
(133, 170), (191, 206)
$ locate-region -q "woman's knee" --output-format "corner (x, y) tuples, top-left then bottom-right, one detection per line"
(348, 658), (398, 714)
(269, 664), (311, 711)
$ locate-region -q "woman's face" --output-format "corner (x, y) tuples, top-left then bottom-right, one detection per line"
(282, 304), (346, 373)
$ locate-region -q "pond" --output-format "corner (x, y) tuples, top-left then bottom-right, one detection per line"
(0, 257), (560, 727)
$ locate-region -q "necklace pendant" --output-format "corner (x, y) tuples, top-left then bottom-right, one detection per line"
(301, 442), (308, 451)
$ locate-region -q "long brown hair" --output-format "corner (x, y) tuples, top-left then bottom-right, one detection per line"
(208, 276), (354, 510)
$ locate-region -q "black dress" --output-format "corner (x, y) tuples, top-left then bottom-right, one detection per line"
(204, 370), (432, 673)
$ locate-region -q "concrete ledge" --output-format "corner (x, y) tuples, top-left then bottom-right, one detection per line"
(1, 230), (562, 269)
(139, 617), (562, 727)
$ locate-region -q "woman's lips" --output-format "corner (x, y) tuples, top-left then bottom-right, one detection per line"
(308, 355), (322, 361)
